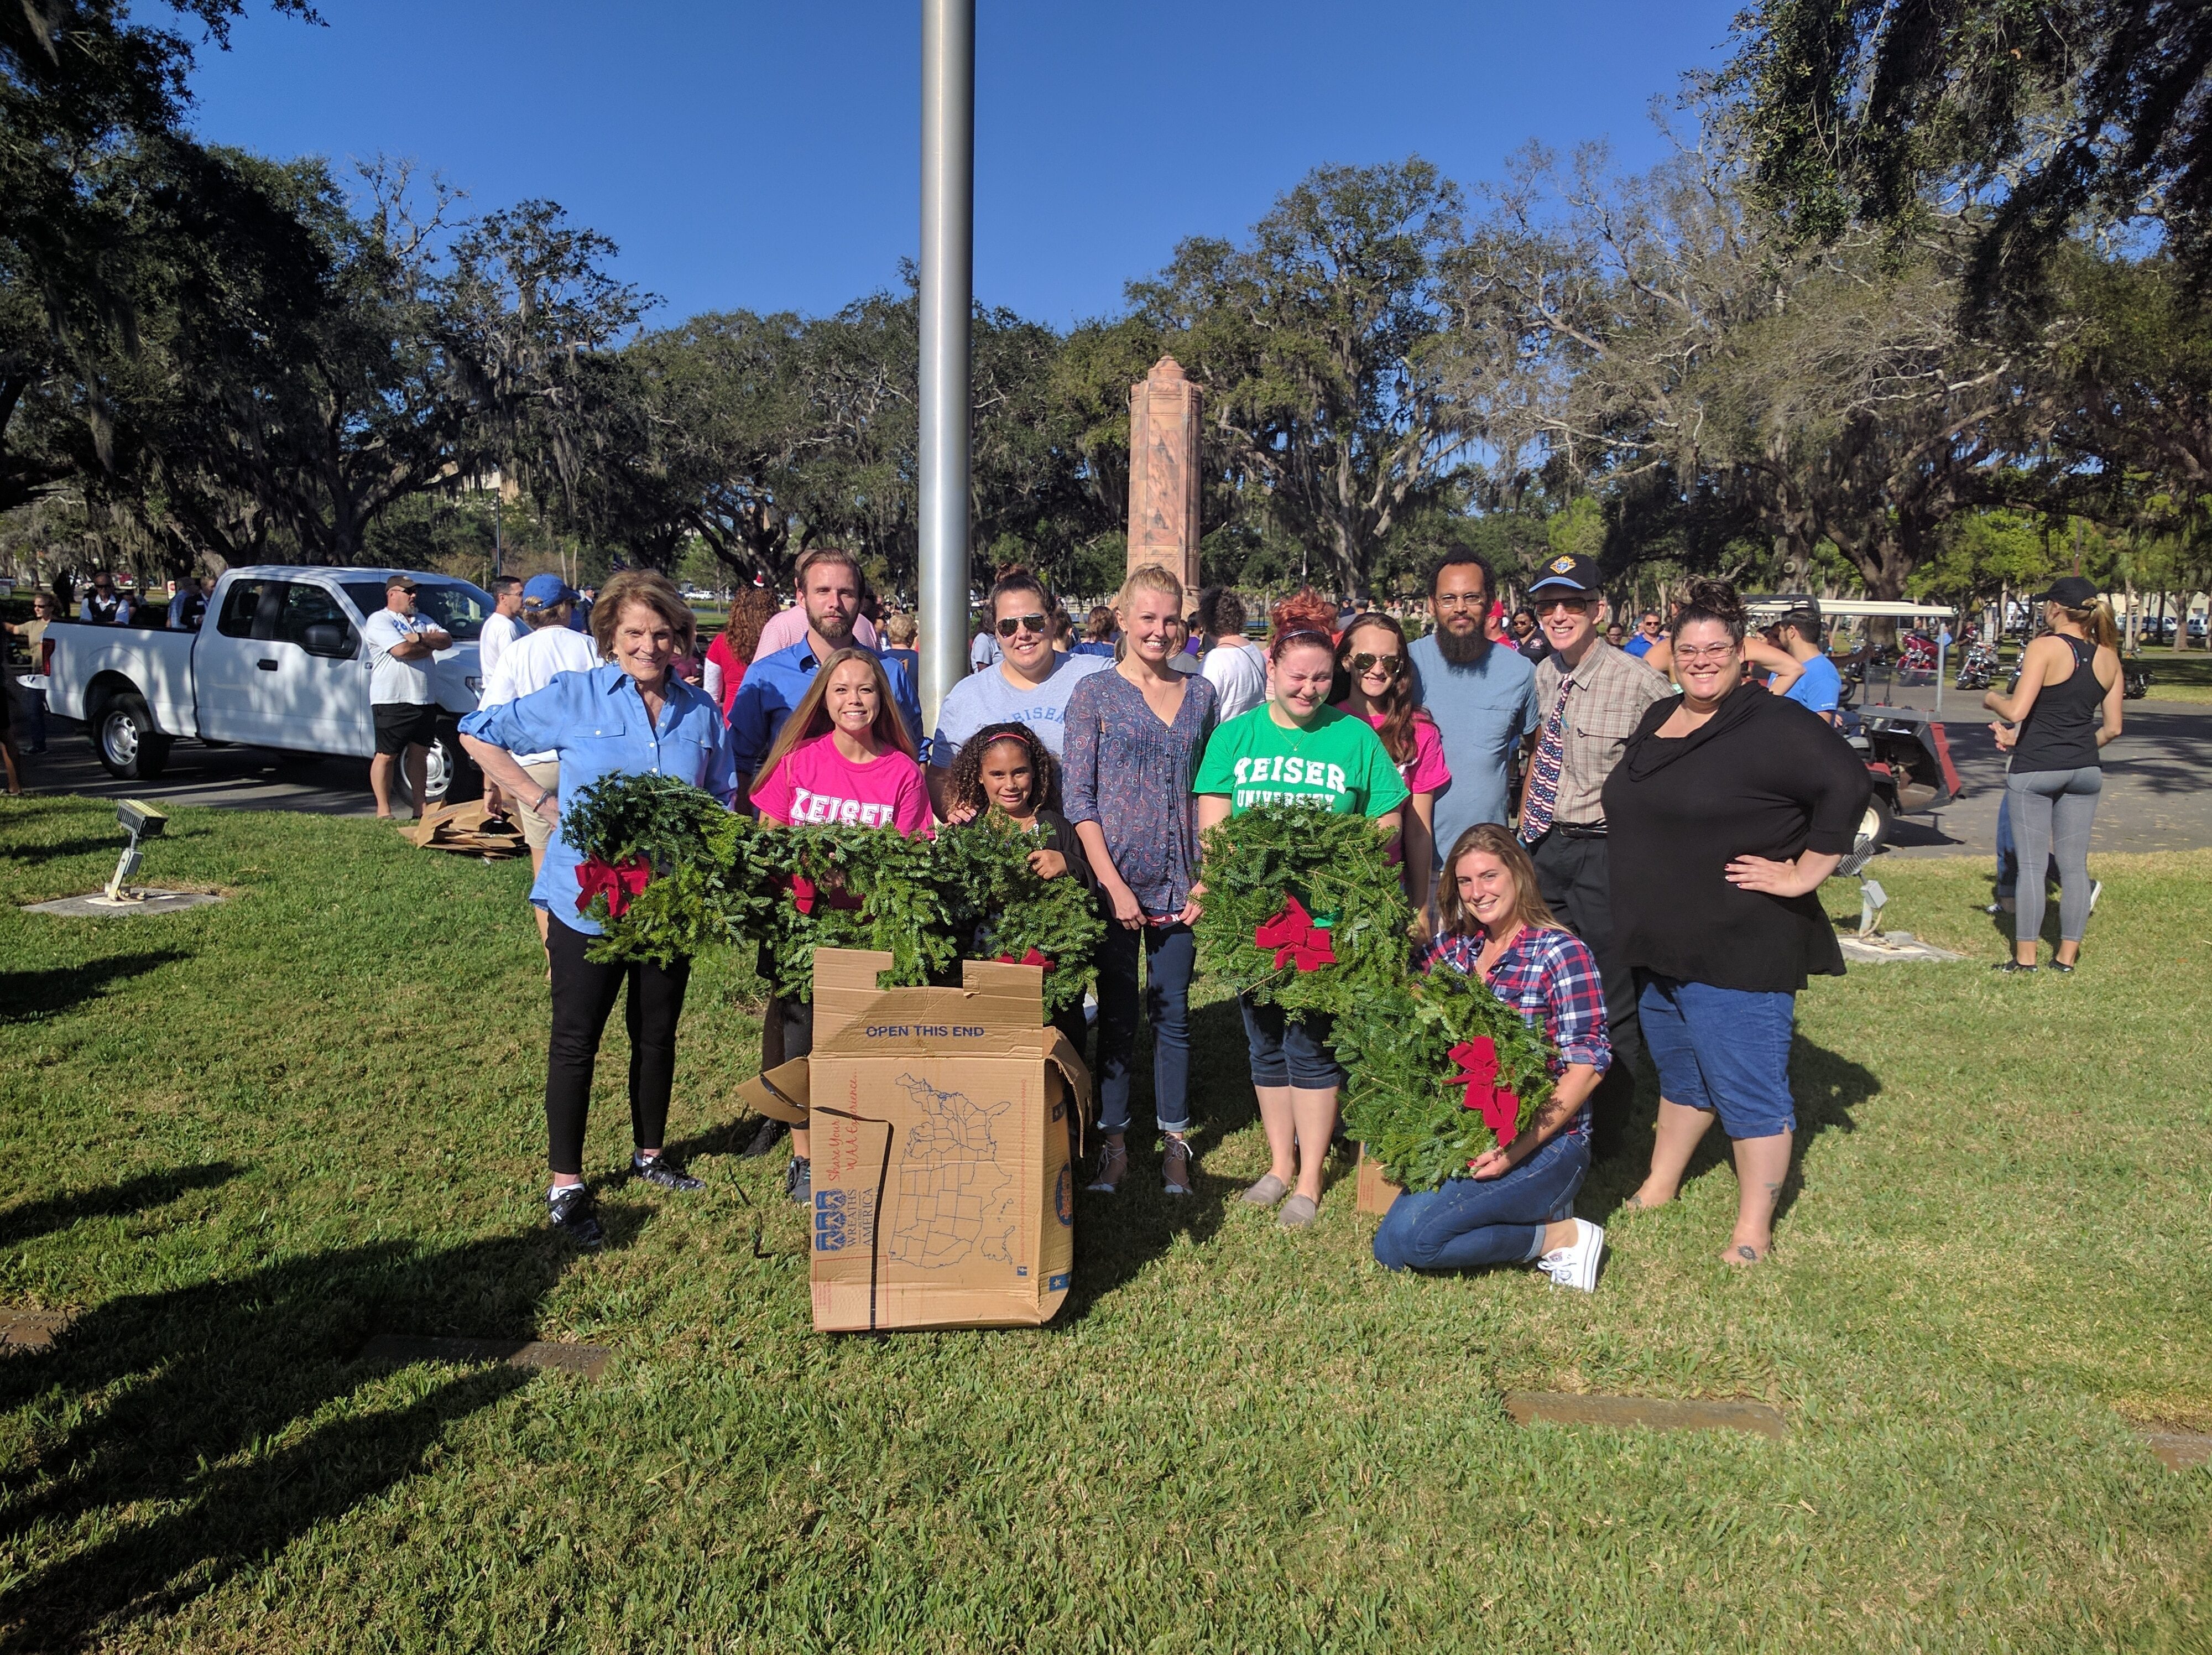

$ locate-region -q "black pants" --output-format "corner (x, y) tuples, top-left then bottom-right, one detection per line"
(546, 916), (692, 1175)
(1530, 830), (1642, 1157)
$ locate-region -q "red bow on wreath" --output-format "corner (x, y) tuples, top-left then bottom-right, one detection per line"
(993, 947), (1056, 972)
(1446, 1036), (1523, 1147)
(1254, 894), (1337, 972)
(576, 854), (652, 919)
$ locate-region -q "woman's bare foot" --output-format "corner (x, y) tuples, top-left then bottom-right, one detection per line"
(1721, 1239), (1768, 1266)
(1625, 1183), (1674, 1211)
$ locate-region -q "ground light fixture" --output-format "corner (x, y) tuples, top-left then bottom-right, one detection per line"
(106, 799), (168, 902)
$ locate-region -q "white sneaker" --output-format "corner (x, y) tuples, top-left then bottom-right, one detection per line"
(1538, 1219), (1605, 1292)
(2089, 879), (2103, 914)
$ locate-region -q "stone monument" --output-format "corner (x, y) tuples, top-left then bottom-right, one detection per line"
(1126, 356), (1203, 593)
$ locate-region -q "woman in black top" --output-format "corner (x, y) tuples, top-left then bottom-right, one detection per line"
(1982, 576), (2122, 972)
(1604, 581), (1871, 1266)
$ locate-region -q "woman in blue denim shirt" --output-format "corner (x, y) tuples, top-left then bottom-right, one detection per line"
(1373, 824), (1609, 1290)
(461, 571), (739, 1248)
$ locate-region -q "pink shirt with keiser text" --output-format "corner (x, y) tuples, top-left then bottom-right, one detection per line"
(750, 731), (931, 834)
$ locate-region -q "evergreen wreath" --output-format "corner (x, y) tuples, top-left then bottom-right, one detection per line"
(1337, 963), (1557, 1193)
(561, 773), (784, 966)
(934, 811), (1105, 1015)
(762, 825), (957, 997)
(1193, 803), (1412, 1016)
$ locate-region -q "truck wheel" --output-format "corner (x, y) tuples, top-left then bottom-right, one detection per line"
(426, 726), (482, 804)
(91, 691), (173, 780)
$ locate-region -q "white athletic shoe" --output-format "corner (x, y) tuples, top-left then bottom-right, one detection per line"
(1538, 1219), (1605, 1293)
(2089, 879), (2103, 913)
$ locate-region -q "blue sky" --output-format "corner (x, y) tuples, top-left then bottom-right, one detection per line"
(179, 0), (1742, 331)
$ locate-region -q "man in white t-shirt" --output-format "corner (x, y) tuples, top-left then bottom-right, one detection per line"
(928, 570), (1107, 818)
(479, 575), (524, 678)
(362, 574), (451, 820)
(479, 573), (599, 939)
(1199, 587), (1267, 718)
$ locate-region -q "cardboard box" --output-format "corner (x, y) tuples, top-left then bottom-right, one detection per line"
(1355, 1144), (1405, 1216)
(734, 949), (1092, 1333)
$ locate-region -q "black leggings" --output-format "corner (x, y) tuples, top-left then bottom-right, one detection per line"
(545, 917), (692, 1175)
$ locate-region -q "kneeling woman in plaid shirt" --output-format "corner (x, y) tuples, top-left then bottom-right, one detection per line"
(1372, 823), (1610, 1290)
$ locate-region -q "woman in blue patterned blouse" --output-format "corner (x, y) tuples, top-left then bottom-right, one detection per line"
(1061, 564), (1218, 1197)
(1372, 823), (1611, 1289)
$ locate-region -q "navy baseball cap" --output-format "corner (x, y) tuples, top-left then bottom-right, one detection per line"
(1528, 553), (1601, 595)
(2032, 575), (2099, 608)
(522, 573), (580, 607)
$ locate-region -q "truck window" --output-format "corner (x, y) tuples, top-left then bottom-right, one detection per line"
(274, 583), (359, 657)
(216, 580), (280, 641)
(340, 578), (493, 640)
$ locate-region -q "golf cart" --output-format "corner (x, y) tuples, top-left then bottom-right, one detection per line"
(1745, 596), (1964, 851)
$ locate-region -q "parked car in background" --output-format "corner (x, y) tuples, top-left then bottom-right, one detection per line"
(45, 566), (489, 790)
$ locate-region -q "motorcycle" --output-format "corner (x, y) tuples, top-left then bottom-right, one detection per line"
(1954, 639), (2001, 690)
(2124, 662), (2154, 700)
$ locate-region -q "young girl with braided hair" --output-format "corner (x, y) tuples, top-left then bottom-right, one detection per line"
(942, 720), (1098, 1060)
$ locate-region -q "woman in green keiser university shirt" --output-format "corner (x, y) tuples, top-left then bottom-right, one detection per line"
(1195, 589), (1408, 1231)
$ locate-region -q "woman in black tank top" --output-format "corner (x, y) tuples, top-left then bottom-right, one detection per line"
(1982, 577), (2123, 972)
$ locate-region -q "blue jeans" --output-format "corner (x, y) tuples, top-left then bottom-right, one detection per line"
(1239, 997), (1342, 1088)
(1372, 1130), (1589, 1271)
(1637, 974), (1796, 1139)
(1095, 922), (1193, 1136)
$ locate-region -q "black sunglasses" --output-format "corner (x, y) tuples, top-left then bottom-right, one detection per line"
(1347, 651), (1404, 678)
(995, 612), (1050, 638)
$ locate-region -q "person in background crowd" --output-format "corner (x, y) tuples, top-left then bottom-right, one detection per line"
(941, 719), (1097, 1057)
(928, 569), (1108, 818)
(474, 575), (600, 948)
(1196, 589), (1408, 1231)
(78, 570), (129, 624)
(749, 648), (931, 1205)
(1164, 613), (1203, 675)
(751, 590), (880, 660)
(1375, 824), (1608, 1288)
(1062, 564), (1218, 1199)
(1605, 621), (1627, 648)
(166, 574), (212, 632)
(1624, 610), (1663, 659)
(1982, 575), (2122, 973)
(363, 574), (451, 821)
(1406, 552), (1540, 883)
(1, 592), (56, 754)
(1052, 603), (1075, 654)
(729, 547), (922, 798)
(1766, 601), (1841, 724)
(879, 611), (921, 683)
(1510, 606), (1552, 665)
(1333, 612), (1448, 923)
(1200, 587), (1269, 721)
(459, 571), (737, 1247)
(1516, 553), (1670, 1160)
(479, 576), (524, 678)
(706, 584), (777, 720)
(971, 612), (1001, 673)
(1071, 606), (1118, 659)
(1605, 580), (1870, 1264)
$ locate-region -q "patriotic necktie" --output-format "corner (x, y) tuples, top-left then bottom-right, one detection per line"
(1520, 672), (1575, 843)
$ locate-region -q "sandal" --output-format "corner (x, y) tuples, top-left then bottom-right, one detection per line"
(1084, 1140), (1128, 1193)
(1161, 1136), (1193, 1196)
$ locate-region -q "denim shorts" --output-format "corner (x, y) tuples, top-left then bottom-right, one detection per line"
(1240, 996), (1343, 1089)
(1636, 974), (1796, 1138)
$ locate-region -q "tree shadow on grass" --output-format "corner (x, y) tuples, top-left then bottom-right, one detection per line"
(0, 951), (187, 1024)
(0, 1163), (239, 1248)
(0, 1185), (638, 1651)
(4, 836), (136, 867)
(1060, 996), (1264, 1323)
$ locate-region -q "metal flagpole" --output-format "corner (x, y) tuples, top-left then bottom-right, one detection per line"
(917, 0), (974, 741)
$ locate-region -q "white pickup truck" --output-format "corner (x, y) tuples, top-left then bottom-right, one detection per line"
(45, 565), (493, 792)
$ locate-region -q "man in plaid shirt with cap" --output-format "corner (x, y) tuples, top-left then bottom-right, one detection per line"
(1516, 553), (1670, 1158)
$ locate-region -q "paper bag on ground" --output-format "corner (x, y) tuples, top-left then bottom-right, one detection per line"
(787, 949), (1092, 1333)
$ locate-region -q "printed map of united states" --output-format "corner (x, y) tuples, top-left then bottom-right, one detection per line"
(888, 1074), (1018, 1268)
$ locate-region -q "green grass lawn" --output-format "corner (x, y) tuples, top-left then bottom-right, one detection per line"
(1, 798), (2206, 1653)
(2134, 646), (2212, 703)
